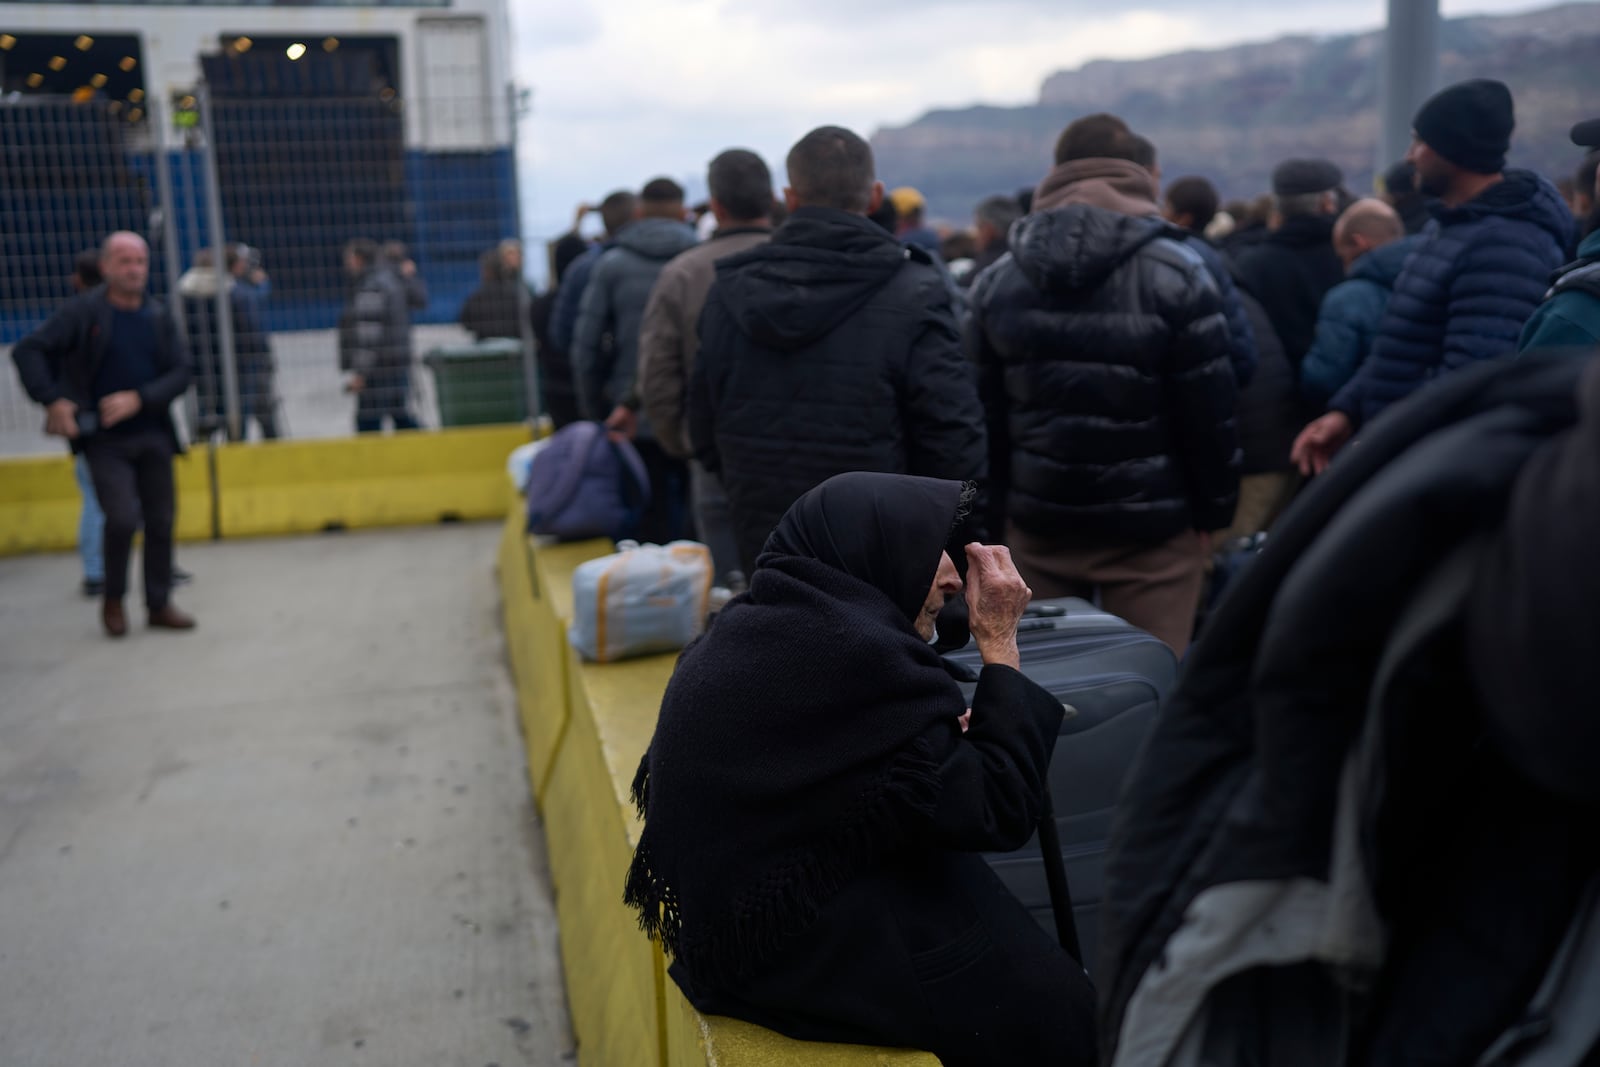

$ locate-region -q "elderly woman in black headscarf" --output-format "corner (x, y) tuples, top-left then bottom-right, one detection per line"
(625, 472), (1096, 1066)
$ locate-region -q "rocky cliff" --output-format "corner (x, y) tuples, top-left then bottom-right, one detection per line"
(871, 2), (1599, 223)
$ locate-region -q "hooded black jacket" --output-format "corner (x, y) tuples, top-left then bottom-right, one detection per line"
(689, 207), (987, 575)
(1230, 212), (1346, 372)
(967, 203), (1240, 543)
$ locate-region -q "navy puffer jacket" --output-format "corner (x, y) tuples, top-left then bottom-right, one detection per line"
(967, 203), (1240, 543)
(1329, 171), (1572, 425)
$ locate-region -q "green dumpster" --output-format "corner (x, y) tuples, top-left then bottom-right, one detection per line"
(424, 338), (529, 427)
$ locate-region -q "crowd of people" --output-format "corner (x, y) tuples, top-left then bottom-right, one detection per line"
(605, 78), (1598, 1064)
(527, 78), (1595, 654)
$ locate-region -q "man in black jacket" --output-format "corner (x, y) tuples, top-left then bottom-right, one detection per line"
(967, 118), (1240, 654)
(690, 126), (986, 575)
(340, 238), (418, 433)
(1231, 158), (1348, 377)
(11, 231), (196, 637)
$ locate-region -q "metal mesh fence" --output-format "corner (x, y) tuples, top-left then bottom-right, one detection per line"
(1, 56), (533, 457)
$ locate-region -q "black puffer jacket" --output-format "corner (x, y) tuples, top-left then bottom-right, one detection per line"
(690, 207), (987, 575)
(967, 203), (1240, 543)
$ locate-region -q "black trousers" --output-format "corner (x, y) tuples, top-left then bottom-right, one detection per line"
(672, 852), (1098, 1067)
(356, 366), (419, 434)
(634, 438), (690, 546)
(82, 426), (177, 609)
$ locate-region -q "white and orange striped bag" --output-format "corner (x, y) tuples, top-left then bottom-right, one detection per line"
(569, 541), (713, 663)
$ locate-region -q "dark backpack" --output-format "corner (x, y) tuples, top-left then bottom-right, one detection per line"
(524, 421), (650, 542)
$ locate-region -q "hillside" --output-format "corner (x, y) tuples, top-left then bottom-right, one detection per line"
(870, 3), (1599, 222)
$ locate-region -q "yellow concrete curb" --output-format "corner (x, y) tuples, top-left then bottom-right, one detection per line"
(216, 424), (530, 537)
(0, 450), (210, 555)
(0, 424), (533, 555)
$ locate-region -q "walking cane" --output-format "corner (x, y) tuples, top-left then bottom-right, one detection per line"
(1037, 741), (1083, 966)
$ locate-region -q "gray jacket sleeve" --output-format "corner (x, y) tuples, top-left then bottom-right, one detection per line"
(571, 256), (615, 420)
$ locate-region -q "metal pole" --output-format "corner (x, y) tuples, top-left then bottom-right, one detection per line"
(150, 98), (190, 362)
(150, 100), (186, 342)
(1379, 0), (1440, 174)
(508, 81), (542, 428)
(149, 98), (203, 444)
(196, 81), (241, 443)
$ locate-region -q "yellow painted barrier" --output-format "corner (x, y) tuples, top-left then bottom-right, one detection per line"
(0, 449), (211, 556)
(496, 514), (612, 805)
(497, 512), (942, 1067)
(1, 424), (530, 555)
(666, 995), (939, 1067)
(215, 424), (530, 538)
(499, 509), (546, 797)
(545, 644), (678, 1067)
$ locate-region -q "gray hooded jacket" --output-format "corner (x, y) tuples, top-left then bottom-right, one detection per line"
(571, 217), (698, 434)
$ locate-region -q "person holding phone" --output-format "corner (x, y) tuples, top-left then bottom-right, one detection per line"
(12, 231), (196, 637)
(625, 473), (1096, 1066)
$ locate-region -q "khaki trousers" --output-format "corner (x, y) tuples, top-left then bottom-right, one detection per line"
(1007, 522), (1208, 656)
(1217, 471), (1300, 544)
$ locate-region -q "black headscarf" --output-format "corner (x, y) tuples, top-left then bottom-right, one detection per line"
(625, 473), (971, 983)
(760, 472), (963, 624)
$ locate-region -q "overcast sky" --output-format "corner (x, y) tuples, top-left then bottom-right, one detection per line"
(510, 0), (1574, 256)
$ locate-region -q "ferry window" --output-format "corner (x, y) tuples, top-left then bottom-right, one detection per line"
(212, 34), (401, 96)
(0, 32), (146, 122)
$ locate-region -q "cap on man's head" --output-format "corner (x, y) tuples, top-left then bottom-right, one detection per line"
(1574, 118), (1600, 149)
(889, 186), (926, 217)
(1272, 158), (1344, 197)
(1413, 79), (1514, 174)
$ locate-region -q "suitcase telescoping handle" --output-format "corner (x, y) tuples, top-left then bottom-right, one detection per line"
(1036, 789), (1083, 965)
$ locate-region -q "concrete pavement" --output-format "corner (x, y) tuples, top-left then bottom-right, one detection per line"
(0, 523), (574, 1067)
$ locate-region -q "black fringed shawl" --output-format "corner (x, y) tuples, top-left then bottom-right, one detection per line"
(624, 473), (970, 983)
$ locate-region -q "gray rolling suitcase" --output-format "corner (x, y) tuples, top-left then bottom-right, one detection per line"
(946, 597), (1178, 972)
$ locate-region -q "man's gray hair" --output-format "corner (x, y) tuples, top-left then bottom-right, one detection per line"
(974, 194), (1022, 234)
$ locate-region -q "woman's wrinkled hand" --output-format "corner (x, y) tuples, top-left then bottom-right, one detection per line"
(964, 543), (1030, 669)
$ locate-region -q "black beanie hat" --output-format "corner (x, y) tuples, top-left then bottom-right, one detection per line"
(1413, 79), (1514, 174)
